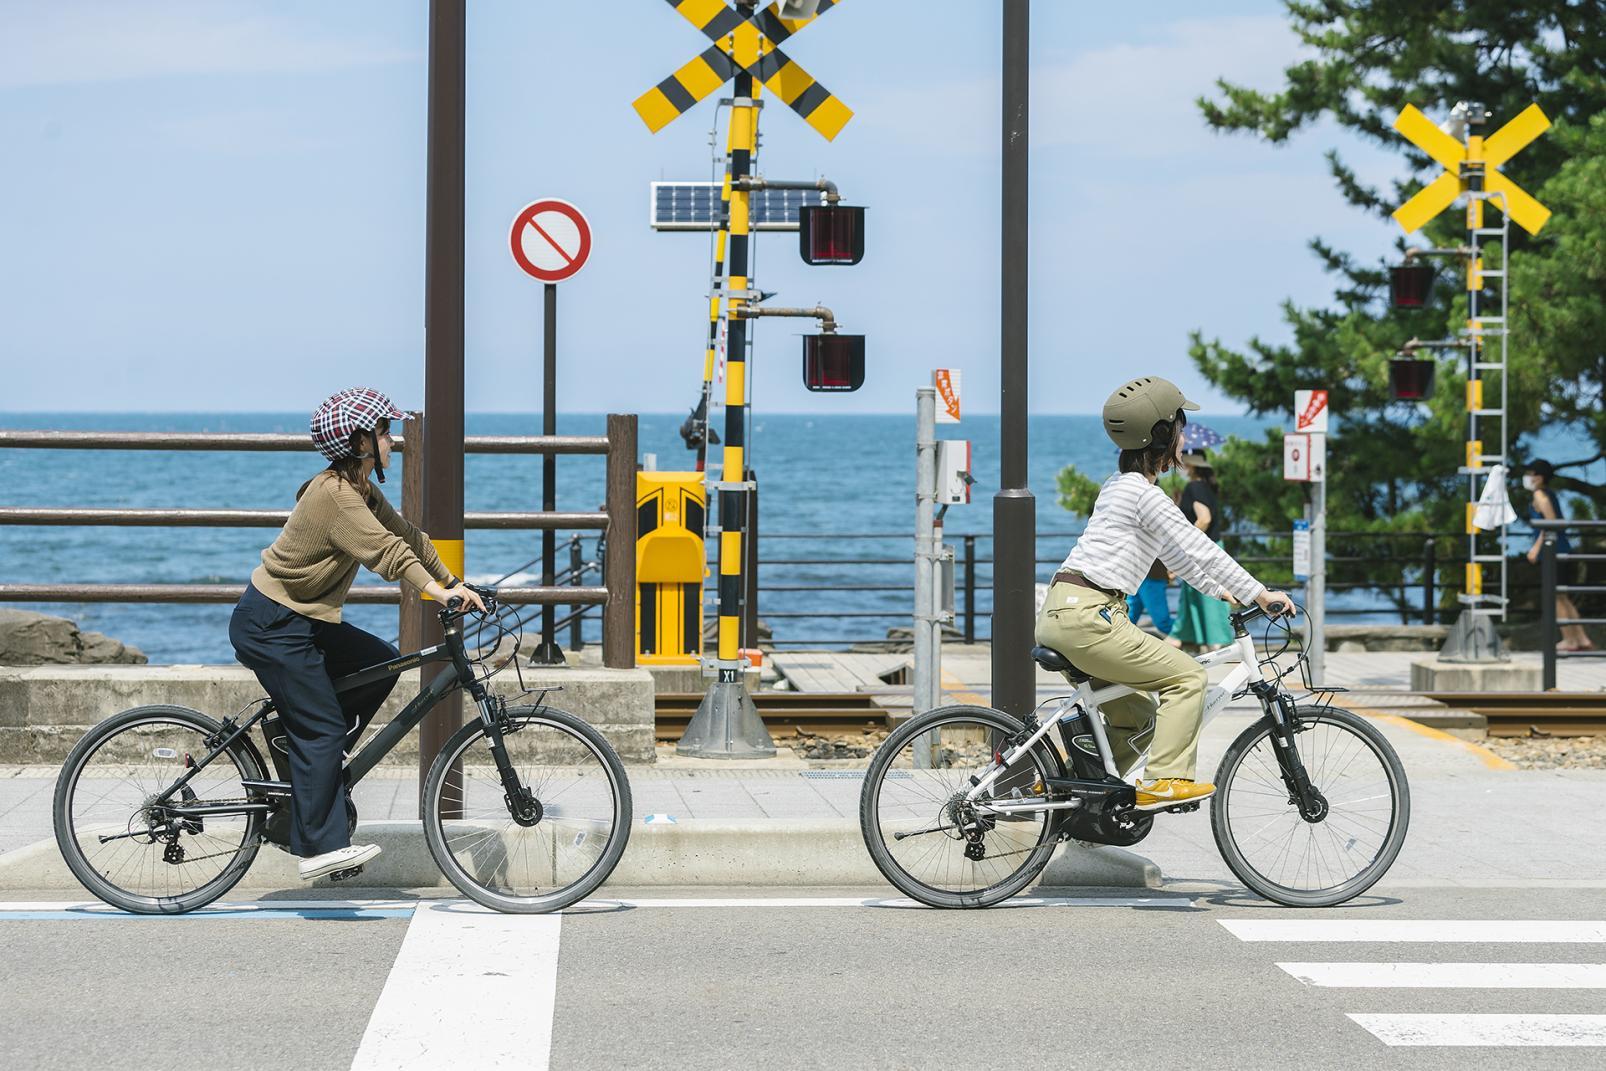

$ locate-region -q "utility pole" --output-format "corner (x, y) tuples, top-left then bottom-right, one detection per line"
(417, 0), (466, 811)
(992, 0), (1034, 719)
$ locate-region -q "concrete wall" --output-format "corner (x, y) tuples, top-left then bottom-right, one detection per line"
(0, 664), (656, 765)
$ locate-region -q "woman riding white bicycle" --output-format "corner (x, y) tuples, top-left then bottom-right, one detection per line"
(1036, 376), (1294, 811)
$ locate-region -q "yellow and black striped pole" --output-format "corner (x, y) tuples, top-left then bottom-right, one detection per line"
(678, 26), (775, 757)
(695, 139), (734, 474)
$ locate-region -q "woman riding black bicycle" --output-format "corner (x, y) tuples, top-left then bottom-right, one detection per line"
(229, 387), (486, 881)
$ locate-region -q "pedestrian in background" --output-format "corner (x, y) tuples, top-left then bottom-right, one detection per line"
(1524, 459), (1595, 652)
(1167, 451), (1234, 651)
(1129, 557), (1175, 636)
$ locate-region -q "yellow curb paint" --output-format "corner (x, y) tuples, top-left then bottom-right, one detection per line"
(940, 669), (991, 708)
(1355, 709), (1516, 770)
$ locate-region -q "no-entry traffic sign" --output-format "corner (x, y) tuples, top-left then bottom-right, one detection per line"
(509, 199), (591, 283)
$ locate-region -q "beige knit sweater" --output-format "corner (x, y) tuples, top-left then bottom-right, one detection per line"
(250, 471), (452, 623)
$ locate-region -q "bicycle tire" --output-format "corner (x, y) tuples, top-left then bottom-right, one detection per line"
(54, 705), (265, 915)
(1211, 706), (1410, 907)
(860, 705), (1061, 909)
(422, 705), (632, 914)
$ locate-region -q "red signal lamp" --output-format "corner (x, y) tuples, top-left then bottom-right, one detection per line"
(798, 205), (865, 266)
(1390, 262), (1435, 308)
(1389, 356), (1437, 400)
(802, 333), (865, 392)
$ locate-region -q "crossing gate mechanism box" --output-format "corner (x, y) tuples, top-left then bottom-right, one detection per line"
(636, 472), (706, 665)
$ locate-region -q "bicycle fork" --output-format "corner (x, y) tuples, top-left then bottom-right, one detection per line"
(1264, 692), (1328, 822)
(473, 689), (543, 827)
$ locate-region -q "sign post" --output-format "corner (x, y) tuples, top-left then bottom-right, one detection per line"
(510, 198), (593, 665)
(1285, 390), (1328, 684)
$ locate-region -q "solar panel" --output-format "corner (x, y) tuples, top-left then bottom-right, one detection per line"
(650, 181), (826, 231)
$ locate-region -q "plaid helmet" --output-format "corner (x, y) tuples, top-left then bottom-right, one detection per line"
(310, 388), (406, 462)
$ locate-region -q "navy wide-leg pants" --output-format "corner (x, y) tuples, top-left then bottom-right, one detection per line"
(229, 583), (399, 856)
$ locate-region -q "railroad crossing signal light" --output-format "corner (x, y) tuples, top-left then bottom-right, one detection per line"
(1389, 357), (1437, 400)
(633, 0), (854, 141)
(798, 204), (865, 265)
(802, 333), (865, 391)
(1390, 103), (1551, 234)
(1390, 263), (1435, 308)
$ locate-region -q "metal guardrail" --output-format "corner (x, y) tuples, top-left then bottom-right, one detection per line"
(1536, 518), (1606, 690)
(0, 420), (638, 668)
(754, 529), (1516, 649)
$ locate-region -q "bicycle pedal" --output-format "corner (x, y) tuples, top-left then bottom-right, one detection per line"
(1159, 801), (1201, 814)
(328, 865), (365, 883)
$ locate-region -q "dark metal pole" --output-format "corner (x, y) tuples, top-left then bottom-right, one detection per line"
(992, 0), (1035, 718)
(419, 0), (465, 815)
(1541, 532), (1557, 691)
(532, 282), (564, 664)
(964, 535), (977, 645)
(569, 536), (584, 650)
(1422, 537), (1436, 626)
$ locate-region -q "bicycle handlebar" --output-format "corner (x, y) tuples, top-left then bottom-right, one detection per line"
(441, 583), (499, 619)
(1229, 599), (1294, 631)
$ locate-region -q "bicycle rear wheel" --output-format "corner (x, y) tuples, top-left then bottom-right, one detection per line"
(860, 705), (1060, 908)
(422, 705), (631, 914)
(53, 706), (265, 914)
(1212, 706), (1410, 907)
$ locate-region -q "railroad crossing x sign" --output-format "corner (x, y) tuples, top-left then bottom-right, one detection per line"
(633, 0), (853, 141)
(1391, 103), (1552, 235)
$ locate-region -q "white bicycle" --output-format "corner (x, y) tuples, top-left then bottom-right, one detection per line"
(859, 603), (1410, 908)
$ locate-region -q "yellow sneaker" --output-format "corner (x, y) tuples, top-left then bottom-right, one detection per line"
(1134, 778), (1215, 810)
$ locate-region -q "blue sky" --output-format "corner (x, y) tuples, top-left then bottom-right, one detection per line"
(0, 1), (1406, 416)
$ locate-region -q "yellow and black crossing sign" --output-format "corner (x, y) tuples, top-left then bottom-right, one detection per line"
(633, 0), (853, 141)
(1391, 103), (1551, 235)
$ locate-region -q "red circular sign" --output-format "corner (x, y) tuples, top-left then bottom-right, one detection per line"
(509, 199), (591, 283)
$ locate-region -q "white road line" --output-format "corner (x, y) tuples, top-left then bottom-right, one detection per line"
(1280, 962), (1606, 988)
(350, 903), (562, 1071)
(1222, 919), (1606, 943)
(0, 900), (418, 912)
(579, 896), (1194, 910)
(1349, 1014), (1606, 1047)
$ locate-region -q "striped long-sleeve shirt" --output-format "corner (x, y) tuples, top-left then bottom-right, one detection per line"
(1060, 472), (1265, 604)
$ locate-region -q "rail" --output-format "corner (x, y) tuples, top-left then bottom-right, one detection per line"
(0, 418), (638, 668)
(754, 529), (1544, 649)
(1536, 519), (1606, 690)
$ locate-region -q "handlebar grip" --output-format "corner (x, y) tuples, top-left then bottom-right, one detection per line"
(446, 595), (464, 613)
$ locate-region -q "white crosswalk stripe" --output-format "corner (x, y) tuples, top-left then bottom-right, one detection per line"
(1279, 962), (1606, 988)
(1226, 919), (1606, 1048)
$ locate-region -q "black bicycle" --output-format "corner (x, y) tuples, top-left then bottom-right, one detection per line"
(52, 587), (632, 915)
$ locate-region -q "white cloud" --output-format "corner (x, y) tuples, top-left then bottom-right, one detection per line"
(853, 14), (1303, 160)
(0, 1), (416, 89)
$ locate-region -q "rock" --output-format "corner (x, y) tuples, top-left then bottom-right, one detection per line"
(1337, 640), (1367, 653)
(78, 630), (147, 665)
(0, 609), (147, 665)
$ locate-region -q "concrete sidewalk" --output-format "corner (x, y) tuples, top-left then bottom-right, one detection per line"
(5, 702), (1603, 891)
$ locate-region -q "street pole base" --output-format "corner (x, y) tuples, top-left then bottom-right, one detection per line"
(528, 641), (568, 667)
(1437, 608), (1508, 663)
(677, 679), (776, 758)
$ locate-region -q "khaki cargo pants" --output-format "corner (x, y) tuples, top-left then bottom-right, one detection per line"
(1034, 581), (1209, 779)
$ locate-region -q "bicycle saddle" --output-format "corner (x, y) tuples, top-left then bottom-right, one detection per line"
(1031, 645), (1091, 683)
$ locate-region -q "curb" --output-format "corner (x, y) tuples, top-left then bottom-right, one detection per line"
(0, 819), (1159, 893)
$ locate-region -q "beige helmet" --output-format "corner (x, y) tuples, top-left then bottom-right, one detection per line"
(1102, 376), (1200, 450)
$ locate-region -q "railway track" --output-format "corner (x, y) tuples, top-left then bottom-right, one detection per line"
(654, 691), (895, 742)
(1418, 691), (1606, 737)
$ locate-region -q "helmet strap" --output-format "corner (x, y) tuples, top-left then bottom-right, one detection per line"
(370, 430), (386, 484)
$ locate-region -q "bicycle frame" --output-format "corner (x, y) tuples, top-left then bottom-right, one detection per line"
(964, 629), (1278, 814)
(151, 612), (496, 816)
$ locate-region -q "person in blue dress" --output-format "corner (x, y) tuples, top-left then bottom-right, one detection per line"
(1523, 459), (1595, 652)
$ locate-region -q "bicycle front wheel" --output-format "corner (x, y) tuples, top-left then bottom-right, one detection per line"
(860, 705), (1060, 909)
(1212, 706), (1410, 907)
(53, 706), (265, 914)
(422, 705), (631, 914)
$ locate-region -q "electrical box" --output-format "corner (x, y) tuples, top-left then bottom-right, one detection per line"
(935, 440), (972, 504)
(636, 472), (706, 665)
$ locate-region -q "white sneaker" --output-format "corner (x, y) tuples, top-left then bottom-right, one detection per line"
(298, 843), (381, 881)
